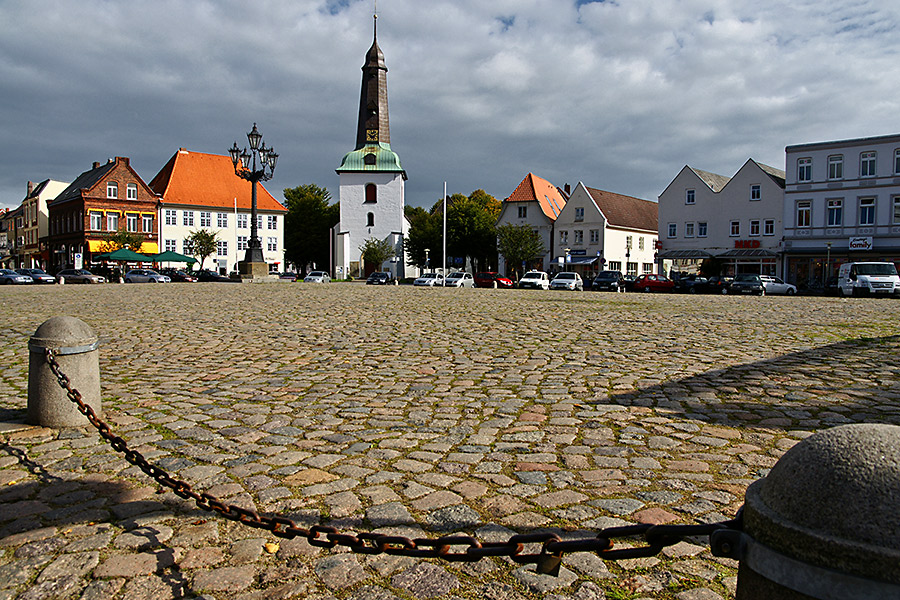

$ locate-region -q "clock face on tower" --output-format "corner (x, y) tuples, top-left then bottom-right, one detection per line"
(366, 129), (379, 142)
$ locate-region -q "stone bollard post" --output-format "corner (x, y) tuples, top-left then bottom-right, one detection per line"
(711, 423), (900, 599)
(27, 316), (101, 427)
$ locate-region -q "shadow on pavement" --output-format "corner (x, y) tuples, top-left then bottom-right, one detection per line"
(589, 335), (900, 430)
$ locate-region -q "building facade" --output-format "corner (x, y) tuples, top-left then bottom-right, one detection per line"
(783, 133), (900, 289)
(333, 18), (410, 280)
(554, 182), (658, 279)
(21, 179), (69, 269)
(658, 159), (785, 277)
(496, 173), (567, 275)
(47, 157), (159, 272)
(149, 149), (286, 274)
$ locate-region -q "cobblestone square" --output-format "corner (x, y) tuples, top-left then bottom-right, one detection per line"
(1, 283), (899, 599)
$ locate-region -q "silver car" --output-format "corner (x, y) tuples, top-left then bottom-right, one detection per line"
(16, 268), (55, 284)
(444, 272), (474, 288)
(303, 271), (331, 283)
(0, 269), (32, 284)
(125, 269), (170, 283)
(55, 269), (106, 284)
(414, 272), (444, 286)
(550, 272), (584, 291)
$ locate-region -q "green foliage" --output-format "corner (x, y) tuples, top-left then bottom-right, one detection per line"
(404, 205), (442, 269)
(358, 237), (396, 271)
(496, 223), (546, 280)
(404, 189), (501, 271)
(186, 229), (219, 271)
(284, 184), (339, 274)
(99, 228), (145, 253)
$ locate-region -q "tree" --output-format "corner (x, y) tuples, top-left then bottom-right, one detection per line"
(99, 228), (145, 253)
(283, 184), (339, 275)
(446, 189), (501, 272)
(358, 237), (396, 273)
(497, 223), (546, 280)
(404, 205), (442, 269)
(187, 229), (218, 271)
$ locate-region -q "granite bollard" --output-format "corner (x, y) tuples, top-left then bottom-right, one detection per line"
(27, 316), (101, 427)
(714, 423), (900, 599)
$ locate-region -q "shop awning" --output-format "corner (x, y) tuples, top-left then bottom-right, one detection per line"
(151, 250), (197, 264)
(568, 256), (598, 265)
(95, 248), (153, 262)
(658, 249), (713, 259)
(717, 249), (777, 258)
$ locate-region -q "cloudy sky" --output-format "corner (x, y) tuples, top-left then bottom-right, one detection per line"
(2, 0), (899, 212)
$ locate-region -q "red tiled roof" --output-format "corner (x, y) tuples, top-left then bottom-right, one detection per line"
(585, 187), (657, 232)
(505, 173), (566, 221)
(149, 149), (285, 212)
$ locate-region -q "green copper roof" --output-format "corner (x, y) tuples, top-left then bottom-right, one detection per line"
(336, 142), (406, 178)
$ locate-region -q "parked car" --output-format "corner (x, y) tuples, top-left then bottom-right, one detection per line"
(55, 269), (106, 284)
(621, 274), (638, 292)
(550, 271), (583, 291)
(304, 271), (331, 283)
(633, 273), (674, 293)
(727, 273), (765, 295)
(413, 272), (444, 287)
(366, 272), (393, 285)
(159, 268), (197, 282)
(700, 275), (733, 294)
(518, 271), (550, 290)
(444, 272), (475, 288)
(125, 269), (170, 283)
(760, 275), (797, 295)
(15, 268), (55, 284)
(673, 274), (709, 294)
(473, 272), (514, 288)
(592, 270), (624, 292)
(278, 272), (297, 280)
(196, 269), (239, 283)
(0, 269), (32, 284)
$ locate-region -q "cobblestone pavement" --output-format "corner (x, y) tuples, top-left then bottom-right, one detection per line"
(1, 283), (899, 600)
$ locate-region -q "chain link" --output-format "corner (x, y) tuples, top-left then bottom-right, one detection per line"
(42, 347), (741, 575)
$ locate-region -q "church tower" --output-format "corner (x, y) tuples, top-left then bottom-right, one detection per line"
(334, 15), (409, 280)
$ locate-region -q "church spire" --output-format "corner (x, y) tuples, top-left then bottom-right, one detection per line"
(355, 12), (390, 149)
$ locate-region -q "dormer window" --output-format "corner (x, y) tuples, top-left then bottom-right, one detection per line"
(107, 182), (118, 199)
(364, 153), (376, 165)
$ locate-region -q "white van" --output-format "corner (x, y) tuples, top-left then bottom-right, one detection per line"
(837, 262), (900, 297)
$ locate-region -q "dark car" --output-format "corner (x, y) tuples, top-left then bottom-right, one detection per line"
(727, 273), (765, 295)
(196, 269), (240, 283)
(592, 270), (624, 292)
(700, 275), (733, 294)
(366, 272), (392, 285)
(473, 272), (514, 288)
(160, 268), (197, 282)
(16, 268), (56, 284)
(633, 273), (675, 293)
(621, 274), (637, 292)
(673, 274), (709, 294)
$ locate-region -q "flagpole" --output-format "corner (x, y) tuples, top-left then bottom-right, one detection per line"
(442, 181), (447, 286)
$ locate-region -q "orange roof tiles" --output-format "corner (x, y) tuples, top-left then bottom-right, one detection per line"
(505, 173), (567, 221)
(149, 149), (285, 212)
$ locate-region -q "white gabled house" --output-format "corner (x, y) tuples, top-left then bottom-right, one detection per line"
(496, 173), (567, 276)
(554, 182), (658, 279)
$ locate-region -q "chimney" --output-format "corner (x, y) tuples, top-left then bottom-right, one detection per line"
(93, 162), (101, 169)
(116, 157), (129, 166)
(27, 181), (34, 196)
(564, 183), (571, 195)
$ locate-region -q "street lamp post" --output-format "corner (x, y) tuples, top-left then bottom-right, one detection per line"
(229, 123), (278, 279)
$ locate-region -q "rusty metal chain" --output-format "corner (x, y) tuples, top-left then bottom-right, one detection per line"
(43, 347), (742, 575)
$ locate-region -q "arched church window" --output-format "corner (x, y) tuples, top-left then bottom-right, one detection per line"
(365, 183), (377, 204)
(367, 212), (375, 227)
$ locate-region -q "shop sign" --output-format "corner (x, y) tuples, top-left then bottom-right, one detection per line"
(734, 240), (761, 249)
(849, 237), (873, 251)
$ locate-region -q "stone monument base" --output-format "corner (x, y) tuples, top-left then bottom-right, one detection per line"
(239, 260), (270, 280)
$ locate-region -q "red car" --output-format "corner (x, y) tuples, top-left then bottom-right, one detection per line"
(633, 273), (675, 293)
(474, 272), (514, 288)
